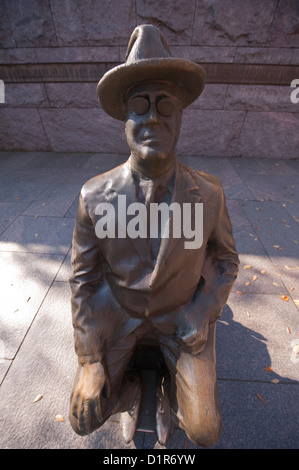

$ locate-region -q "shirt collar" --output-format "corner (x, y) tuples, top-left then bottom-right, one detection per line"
(129, 158), (176, 197)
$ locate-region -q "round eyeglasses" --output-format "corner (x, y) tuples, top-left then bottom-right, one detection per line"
(129, 96), (176, 117)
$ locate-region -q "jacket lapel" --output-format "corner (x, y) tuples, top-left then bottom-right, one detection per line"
(150, 162), (202, 287)
(106, 161), (152, 259)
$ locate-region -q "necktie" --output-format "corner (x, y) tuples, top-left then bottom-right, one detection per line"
(134, 173), (172, 259)
(146, 183), (172, 259)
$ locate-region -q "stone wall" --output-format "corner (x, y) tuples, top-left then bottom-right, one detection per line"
(0, 0), (299, 159)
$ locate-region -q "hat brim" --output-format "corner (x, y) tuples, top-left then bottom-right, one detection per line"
(97, 57), (206, 121)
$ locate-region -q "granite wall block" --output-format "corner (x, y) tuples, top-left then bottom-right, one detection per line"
(178, 109), (245, 156)
(267, 0), (299, 47)
(50, 0), (136, 46)
(136, 0), (197, 45)
(39, 108), (128, 153)
(1, 108), (50, 151)
(236, 112), (299, 159)
(224, 85), (299, 113)
(4, 0), (58, 47)
(4, 83), (49, 108)
(44, 83), (98, 108)
(0, 0), (298, 158)
(192, 0), (277, 46)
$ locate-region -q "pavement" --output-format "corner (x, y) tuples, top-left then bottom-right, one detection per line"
(0, 150), (298, 450)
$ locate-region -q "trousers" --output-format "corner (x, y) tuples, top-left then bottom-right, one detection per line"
(71, 319), (222, 447)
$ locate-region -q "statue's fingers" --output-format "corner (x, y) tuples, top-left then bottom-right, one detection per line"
(70, 391), (81, 419)
(104, 375), (111, 400)
(78, 397), (89, 434)
(101, 359), (111, 399)
(94, 397), (103, 424)
(83, 400), (92, 430)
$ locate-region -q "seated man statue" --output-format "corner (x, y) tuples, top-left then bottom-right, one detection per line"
(69, 24), (239, 447)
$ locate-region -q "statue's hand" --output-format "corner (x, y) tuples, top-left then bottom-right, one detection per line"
(173, 282), (222, 356)
(69, 360), (110, 435)
(175, 315), (210, 356)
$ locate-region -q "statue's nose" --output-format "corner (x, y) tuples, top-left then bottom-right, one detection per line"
(146, 104), (160, 124)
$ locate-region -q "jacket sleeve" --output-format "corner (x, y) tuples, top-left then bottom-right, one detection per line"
(69, 190), (106, 364)
(199, 184), (239, 323)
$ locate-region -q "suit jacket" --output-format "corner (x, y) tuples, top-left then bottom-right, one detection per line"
(70, 159), (239, 364)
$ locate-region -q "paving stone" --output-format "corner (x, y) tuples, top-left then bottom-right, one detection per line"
(0, 173), (18, 200)
(226, 199), (269, 257)
(277, 203), (299, 226)
(64, 196), (79, 218)
(55, 250), (72, 282)
(215, 380), (299, 449)
(0, 180), (51, 204)
(274, 265), (299, 308)
(0, 360), (12, 384)
(0, 282), (143, 449)
(21, 151), (94, 170)
(0, 215), (75, 255)
(217, 294), (299, 382)
(230, 157), (269, 175)
(0, 201), (29, 234)
(232, 157), (299, 177)
(23, 183), (82, 217)
(260, 158), (299, 176)
(81, 153), (128, 172)
(181, 156), (255, 200)
(0, 151), (41, 171)
(284, 159), (299, 174)
(252, 159), (299, 176)
(234, 253), (291, 296)
(241, 200), (299, 266)
(0, 252), (64, 358)
(239, 174), (298, 204)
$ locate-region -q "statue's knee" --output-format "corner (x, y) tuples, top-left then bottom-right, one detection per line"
(185, 415), (222, 448)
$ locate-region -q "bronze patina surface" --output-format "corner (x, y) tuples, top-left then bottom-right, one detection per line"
(69, 24), (239, 447)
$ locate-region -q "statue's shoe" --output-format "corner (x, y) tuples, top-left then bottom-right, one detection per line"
(120, 373), (142, 444)
(156, 373), (173, 445)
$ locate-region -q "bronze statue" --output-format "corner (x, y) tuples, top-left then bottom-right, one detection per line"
(69, 24), (239, 447)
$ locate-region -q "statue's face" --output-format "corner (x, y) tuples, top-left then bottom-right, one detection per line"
(124, 81), (183, 168)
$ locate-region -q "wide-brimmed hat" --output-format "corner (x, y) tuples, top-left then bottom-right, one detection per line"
(97, 24), (206, 121)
